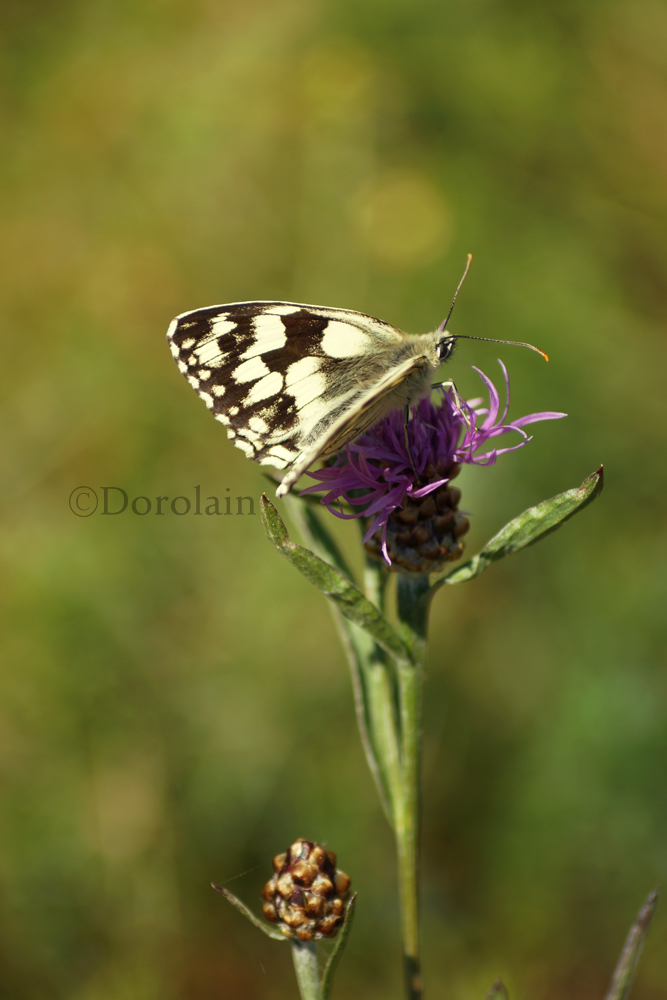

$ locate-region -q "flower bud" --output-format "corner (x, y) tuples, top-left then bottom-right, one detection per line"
(261, 838), (351, 941)
(365, 461), (470, 574)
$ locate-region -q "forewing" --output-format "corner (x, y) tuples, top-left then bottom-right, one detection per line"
(167, 301), (404, 470)
(275, 354), (432, 496)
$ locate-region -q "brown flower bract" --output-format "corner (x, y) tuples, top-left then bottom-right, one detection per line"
(261, 838), (351, 941)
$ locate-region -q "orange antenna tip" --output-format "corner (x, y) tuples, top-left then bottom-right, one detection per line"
(453, 334), (549, 360)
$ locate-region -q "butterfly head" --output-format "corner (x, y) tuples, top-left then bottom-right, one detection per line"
(436, 335), (456, 363)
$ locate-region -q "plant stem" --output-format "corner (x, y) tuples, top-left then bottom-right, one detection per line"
(363, 558), (402, 817)
(289, 500), (431, 998)
(395, 575), (430, 1000)
(291, 940), (322, 1000)
(395, 659), (423, 999)
(366, 655), (402, 815)
(365, 558), (426, 997)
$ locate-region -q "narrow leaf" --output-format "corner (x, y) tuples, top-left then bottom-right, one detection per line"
(321, 894), (357, 1000)
(485, 981), (509, 1000)
(433, 467), (603, 590)
(284, 499), (393, 820)
(604, 888), (658, 1000)
(261, 496), (412, 665)
(261, 493), (290, 547)
(211, 883), (286, 942)
(284, 495), (356, 584)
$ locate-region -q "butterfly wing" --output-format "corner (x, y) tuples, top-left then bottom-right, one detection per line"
(167, 301), (406, 475)
(274, 354), (432, 496)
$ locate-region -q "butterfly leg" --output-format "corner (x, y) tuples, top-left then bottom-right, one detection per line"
(404, 404), (418, 477)
(431, 378), (457, 394)
(432, 379), (474, 438)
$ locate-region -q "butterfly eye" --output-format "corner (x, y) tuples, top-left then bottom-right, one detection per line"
(437, 337), (455, 362)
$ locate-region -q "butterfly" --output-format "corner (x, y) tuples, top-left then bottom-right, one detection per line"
(166, 260), (545, 497)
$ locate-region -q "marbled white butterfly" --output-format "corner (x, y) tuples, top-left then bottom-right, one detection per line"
(166, 260), (545, 497)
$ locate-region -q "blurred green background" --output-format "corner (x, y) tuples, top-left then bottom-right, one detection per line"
(1, 1), (667, 997)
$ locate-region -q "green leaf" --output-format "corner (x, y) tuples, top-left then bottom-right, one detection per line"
(211, 884), (286, 942)
(321, 894), (357, 1000)
(485, 982), (509, 1000)
(604, 888), (658, 1000)
(262, 493), (290, 547)
(284, 495), (357, 584)
(433, 466), (604, 590)
(284, 499), (394, 820)
(261, 496), (412, 665)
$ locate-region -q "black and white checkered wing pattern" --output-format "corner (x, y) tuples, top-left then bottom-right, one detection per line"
(166, 301), (405, 471)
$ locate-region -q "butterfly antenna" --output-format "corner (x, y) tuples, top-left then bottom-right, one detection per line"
(437, 253), (473, 333)
(453, 334), (549, 362)
(436, 254), (549, 360)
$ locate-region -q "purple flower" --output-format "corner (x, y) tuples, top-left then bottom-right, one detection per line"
(300, 361), (566, 572)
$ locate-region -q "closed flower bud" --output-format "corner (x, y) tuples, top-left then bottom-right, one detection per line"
(261, 838), (351, 941)
(291, 860), (318, 885)
(262, 875), (277, 900)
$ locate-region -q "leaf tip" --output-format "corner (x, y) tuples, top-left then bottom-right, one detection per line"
(260, 493), (289, 548)
(485, 979), (510, 1000)
(588, 464), (604, 498)
(638, 886), (659, 929)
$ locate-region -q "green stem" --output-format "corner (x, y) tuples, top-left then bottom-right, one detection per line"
(286, 500), (430, 998)
(395, 658), (423, 1000)
(364, 557), (425, 997)
(366, 655), (403, 817)
(363, 557), (402, 817)
(334, 612), (394, 822)
(395, 575), (430, 1000)
(286, 499), (393, 820)
(291, 941), (322, 1000)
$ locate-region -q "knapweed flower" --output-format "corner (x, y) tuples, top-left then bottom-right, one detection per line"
(262, 838), (351, 940)
(301, 362), (566, 574)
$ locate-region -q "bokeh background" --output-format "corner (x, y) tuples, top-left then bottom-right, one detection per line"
(1, 1), (667, 997)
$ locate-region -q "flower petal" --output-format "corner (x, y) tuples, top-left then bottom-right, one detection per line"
(299, 363), (566, 567)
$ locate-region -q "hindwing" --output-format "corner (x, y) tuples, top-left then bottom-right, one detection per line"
(274, 354), (432, 496)
(167, 301), (407, 472)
